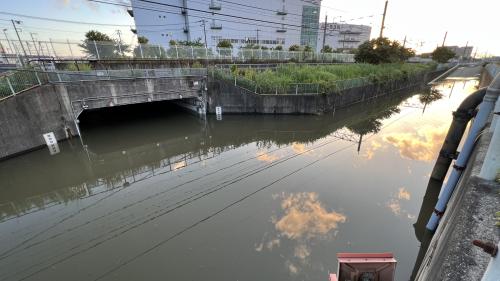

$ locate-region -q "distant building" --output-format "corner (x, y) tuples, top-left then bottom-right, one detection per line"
(130, 0), (322, 50)
(317, 22), (371, 52)
(445, 45), (474, 58)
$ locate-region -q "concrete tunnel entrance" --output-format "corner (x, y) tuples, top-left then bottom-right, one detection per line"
(78, 99), (201, 131)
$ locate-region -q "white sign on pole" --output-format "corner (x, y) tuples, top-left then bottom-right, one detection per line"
(42, 132), (60, 155)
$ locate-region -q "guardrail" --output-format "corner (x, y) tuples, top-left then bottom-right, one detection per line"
(0, 68), (207, 100)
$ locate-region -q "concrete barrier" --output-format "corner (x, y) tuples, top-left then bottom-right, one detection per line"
(207, 71), (440, 114)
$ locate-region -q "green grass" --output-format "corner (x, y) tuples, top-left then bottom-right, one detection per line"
(216, 63), (437, 94)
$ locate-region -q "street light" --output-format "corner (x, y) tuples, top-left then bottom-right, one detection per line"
(11, 19), (27, 64)
(30, 32), (41, 58)
(2, 28), (14, 54)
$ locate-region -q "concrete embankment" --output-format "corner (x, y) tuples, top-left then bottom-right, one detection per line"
(207, 71), (442, 114)
(0, 77), (202, 160)
(414, 63), (500, 281)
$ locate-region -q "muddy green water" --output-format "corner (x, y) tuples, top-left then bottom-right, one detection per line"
(0, 81), (477, 281)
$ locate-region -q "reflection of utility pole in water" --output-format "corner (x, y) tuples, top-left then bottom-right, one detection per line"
(410, 178), (442, 280)
(357, 134), (363, 152)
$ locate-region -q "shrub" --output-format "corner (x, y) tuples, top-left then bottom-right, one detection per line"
(431, 47), (456, 63)
(355, 37), (415, 64)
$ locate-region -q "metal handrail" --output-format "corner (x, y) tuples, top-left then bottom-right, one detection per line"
(0, 68), (207, 100)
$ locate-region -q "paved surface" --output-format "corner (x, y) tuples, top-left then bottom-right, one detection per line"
(446, 65), (483, 80)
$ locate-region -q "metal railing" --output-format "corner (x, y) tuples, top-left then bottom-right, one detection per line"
(0, 67), (207, 99)
(0, 38), (355, 63)
(212, 67), (432, 95)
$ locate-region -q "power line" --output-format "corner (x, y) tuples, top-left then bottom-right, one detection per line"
(0, 11), (167, 27)
(95, 0), (375, 34)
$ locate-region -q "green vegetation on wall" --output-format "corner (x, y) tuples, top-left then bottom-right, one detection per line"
(217, 63), (435, 95)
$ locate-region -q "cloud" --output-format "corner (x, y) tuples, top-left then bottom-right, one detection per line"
(275, 192), (346, 240)
(383, 126), (446, 162)
(54, 0), (100, 11)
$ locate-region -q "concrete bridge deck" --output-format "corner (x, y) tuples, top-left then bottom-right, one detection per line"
(0, 68), (207, 160)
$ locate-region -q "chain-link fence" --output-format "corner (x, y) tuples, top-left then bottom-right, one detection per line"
(212, 67), (432, 95)
(0, 39), (355, 64)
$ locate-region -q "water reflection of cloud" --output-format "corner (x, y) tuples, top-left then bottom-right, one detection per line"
(386, 187), (413, 218)
(275, 192), (346, 239)
(363, 140), (382, 160)
(257, 192), (346, 276)
(257, 153), (279, 163)
(397, 187), (411, 200)
(384, 126), (446, 162)
(172, 160), (186, 170)
(292, 142), (309, 154)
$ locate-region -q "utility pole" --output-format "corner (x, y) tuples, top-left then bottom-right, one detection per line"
(2, 29), (14, 54)
(11, 19), (27, 64)
(322, 15), (327, 50)
(379, 0), (388, 38)
(30, 32), (40, 58)
(201, 19), (207, 48)
(441, 31), (447, 47)
(462, 41), (469, 60)
(402, 35), (407, 48)
(256, 29), (260, 45)
(116, 29), (124, 56)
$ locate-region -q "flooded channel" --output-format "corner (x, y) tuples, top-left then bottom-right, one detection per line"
(0, 80), (478, 281)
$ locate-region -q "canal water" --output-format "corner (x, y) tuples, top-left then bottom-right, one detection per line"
(0, 80), (478, 281)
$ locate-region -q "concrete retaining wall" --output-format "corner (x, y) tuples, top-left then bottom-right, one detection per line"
(479, 63), (500, 88)
(0, 77), (204, 160)
(207, 71), (437, 114)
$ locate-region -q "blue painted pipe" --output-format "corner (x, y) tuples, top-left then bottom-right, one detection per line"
(427, 73), (500, 231)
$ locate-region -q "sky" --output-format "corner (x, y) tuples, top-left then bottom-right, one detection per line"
(0, 0), (498, 56)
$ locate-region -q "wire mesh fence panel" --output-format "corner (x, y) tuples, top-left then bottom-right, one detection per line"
(1, 39), (356, 63)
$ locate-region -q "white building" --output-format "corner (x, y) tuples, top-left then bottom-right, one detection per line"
(317, 22), (371, 52)
(130, 0), (322, 50)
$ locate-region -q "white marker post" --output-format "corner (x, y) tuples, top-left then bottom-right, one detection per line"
(42, 132), (60, 155)
(216, 106), (222, 120)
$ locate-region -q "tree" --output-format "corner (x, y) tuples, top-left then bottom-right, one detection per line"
(431, 46), (455, 63)
(241, 43), (260, 49)
(137, 36), (149, 44)
(79, 30), (129, 59)
(217, 40), (233, 48)
(216, 40), (232, 58)
(167, 38), (207, 58)
(355, 37), (415, 64)
(133, 36), (165, 58)
(274, 45), (283, 51)
(289, 44), (300, 51)
(303, 45), (312, 52)
(321, 45), (333, 53)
